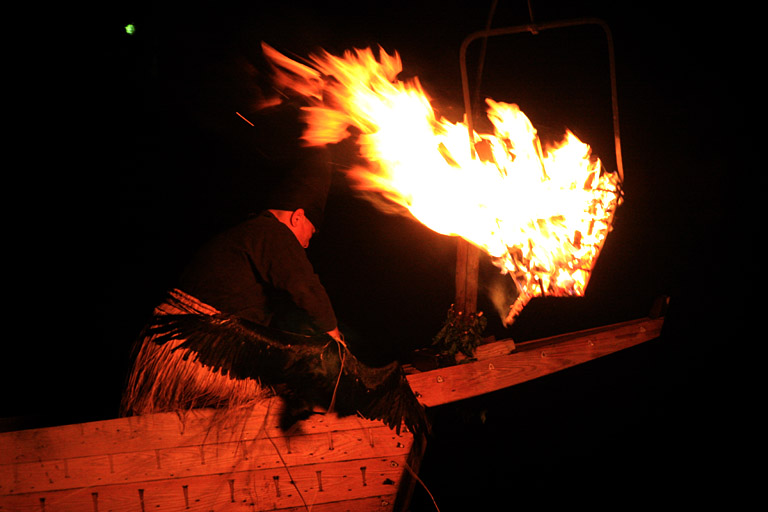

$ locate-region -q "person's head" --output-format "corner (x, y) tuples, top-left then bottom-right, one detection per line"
(254, 99), (331, 242)
(263, 152), (331, 246)
(269, 208), (316, 248)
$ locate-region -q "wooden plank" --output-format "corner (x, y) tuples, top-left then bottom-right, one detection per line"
(406, 316), (664, 407)
(1, 455), (408, 511)
(1, 492), (397, 512)
(1, 425), (411, 495)
(454, 239), (480, 314)
(0, 400), (388, 465)
(473, 338), (516, 359)
(0, 397), (417, 512)
(392, 433), (427, 512)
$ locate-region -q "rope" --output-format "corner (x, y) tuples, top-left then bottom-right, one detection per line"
(405, 461), (441, 512)
(325, 335), (347, 416)
(261, 335), (346, 512)
(262, 399), (311, 511)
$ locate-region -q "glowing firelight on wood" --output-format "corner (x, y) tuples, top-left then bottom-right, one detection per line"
(262, 43), (623, 326)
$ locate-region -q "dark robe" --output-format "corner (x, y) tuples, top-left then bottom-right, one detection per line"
(178, 211), (337, 335)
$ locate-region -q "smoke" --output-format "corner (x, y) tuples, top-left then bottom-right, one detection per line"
(483, 270), (519, 327)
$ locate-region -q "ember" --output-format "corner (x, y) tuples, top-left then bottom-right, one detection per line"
(262, 43), (622, 325)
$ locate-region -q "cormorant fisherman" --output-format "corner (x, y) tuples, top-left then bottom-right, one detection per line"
(120, 102), (428, 435)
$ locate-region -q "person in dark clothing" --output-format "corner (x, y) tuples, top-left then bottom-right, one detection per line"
(178, 205), (342, 341)
(120, 163), (344, 417)
(120, 89), (347, 415)
(119, 37), (428, 434)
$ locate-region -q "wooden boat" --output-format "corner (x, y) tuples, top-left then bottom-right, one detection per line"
(0, 314), (664, 512)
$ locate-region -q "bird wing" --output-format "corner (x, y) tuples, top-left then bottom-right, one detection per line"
(144, 312), (331, 383)
(143, 312), (429, 434)
(333, 350), (430, 436)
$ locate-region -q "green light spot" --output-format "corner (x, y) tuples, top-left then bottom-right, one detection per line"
(125, 24), (136, 35)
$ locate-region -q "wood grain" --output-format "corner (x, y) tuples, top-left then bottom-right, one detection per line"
(406, 316), (664, 407)
(0, 401), (416, 512)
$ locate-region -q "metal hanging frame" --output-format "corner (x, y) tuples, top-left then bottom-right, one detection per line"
(459, 17), (624, 183)
(453, 18), (624, 316)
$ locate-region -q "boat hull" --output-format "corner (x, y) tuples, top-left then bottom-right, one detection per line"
(0, 399), (422, 511)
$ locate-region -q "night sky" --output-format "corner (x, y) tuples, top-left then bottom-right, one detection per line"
(6, 1), (753, 509)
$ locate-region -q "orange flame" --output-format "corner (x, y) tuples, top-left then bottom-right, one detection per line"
(262, 43), (622, 325)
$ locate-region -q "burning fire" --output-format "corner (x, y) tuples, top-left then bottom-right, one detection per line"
(261, 43), (622, 325)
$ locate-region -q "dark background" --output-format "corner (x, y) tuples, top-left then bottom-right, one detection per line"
(5, 1), (753, 509)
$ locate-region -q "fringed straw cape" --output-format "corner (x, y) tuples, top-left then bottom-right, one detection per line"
(121, 289), (429, 435)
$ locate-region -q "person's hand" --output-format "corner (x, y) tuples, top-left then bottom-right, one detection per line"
(327, 327), (344, 342)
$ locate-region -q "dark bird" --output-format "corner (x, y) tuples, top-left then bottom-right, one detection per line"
(141, 312), (429, 435)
